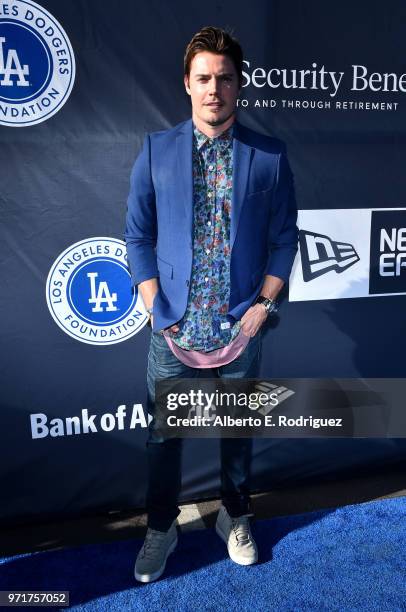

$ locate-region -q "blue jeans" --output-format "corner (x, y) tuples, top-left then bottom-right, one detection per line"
(146, 329), (262, 531)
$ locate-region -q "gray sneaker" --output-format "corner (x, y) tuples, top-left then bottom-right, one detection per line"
(134, 521), (178, 583)
(215, 505), (258, 565)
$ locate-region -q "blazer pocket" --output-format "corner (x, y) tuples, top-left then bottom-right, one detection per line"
(246, 186), (273, 198)
(157, 255), (173, 279)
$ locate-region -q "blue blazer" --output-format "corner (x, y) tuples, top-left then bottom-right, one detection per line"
(125, 118), (298, 331)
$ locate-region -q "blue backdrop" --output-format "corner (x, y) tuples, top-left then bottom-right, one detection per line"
(0, 0), (405, 525)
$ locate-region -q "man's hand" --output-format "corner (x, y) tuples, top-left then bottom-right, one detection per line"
(240, 273), (284, 337)
(165, 323), (180, 334)
(240, 303), (267, 337)
(149, 315), (179, 334)
(138, 278), (180, 333)
(168, 324), (180, 333)
(148, 316), (179, 333)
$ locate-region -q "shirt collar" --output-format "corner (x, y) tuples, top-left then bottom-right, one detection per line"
(193, 122), (234, 152)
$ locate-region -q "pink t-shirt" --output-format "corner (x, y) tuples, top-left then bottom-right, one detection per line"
(163, 328), (250, 369)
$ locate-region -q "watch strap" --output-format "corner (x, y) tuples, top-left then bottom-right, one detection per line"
(255, 295), (278, 315)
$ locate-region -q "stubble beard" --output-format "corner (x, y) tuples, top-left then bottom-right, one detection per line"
(204, 107), (235, 127)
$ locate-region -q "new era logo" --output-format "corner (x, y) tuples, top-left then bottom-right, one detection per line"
(299, 230), (360, 282)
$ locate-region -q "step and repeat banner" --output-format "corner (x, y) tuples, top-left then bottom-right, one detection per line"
(1, 0), (405, 524)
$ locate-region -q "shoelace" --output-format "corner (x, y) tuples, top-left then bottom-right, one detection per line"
(141, 529), (168, 559)
(231, 516), (251, 544)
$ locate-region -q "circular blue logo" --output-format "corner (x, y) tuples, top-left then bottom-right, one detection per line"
(46, 238), (149, 346)
(0, 0), (75, 127)
(67, 258), (136, 326)
(0, 20), (52, 103)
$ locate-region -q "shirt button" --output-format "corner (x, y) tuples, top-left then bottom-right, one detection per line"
(207, 221), (211, 226)
(208, 165), (214, 171)
(208, 191), (213, 198)
(206, 249), (210, 255)
(205, 277), (209, 282)
(203, 304), (208, 309)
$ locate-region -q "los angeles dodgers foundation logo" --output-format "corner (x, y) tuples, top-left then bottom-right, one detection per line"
(46, 238), (149, 345)
(0, 0), (75, 127)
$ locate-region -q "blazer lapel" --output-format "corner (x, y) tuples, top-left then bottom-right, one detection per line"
(231, 121), (253, 250)
(176, 119), (194, 237)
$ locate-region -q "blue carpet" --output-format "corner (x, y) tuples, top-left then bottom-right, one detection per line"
(1, 497), (405, 611)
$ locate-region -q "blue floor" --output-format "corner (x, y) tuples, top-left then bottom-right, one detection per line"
(1, 496), (405, 611)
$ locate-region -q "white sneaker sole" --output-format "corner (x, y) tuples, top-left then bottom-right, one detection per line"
(134, 536), (178, 583)
(215, 523), (258, 566)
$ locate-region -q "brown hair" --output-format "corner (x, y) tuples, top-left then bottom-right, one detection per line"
(184, 26), (243, 87)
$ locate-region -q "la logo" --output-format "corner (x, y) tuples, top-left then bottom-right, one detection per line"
(87, 272), (118, 313)
(0, 36), (29, 86)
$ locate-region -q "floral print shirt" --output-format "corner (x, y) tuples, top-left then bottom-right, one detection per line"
(170, 123), (240, 351)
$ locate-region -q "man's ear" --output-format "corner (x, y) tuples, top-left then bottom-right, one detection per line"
(184, 75), (191, 95)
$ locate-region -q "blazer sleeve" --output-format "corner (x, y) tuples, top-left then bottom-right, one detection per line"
(266, 150), (299, 283)
(124, 134), (159, 286)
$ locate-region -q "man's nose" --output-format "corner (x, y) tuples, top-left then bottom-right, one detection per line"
(208, 77), (221, 95)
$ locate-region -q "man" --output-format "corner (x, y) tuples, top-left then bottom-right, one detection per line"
(125, 26), (298, 582)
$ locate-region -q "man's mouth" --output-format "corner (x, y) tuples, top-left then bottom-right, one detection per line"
(206, 102), (223, 107)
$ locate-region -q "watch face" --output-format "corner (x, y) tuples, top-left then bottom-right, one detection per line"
(256, 296), (277, 314)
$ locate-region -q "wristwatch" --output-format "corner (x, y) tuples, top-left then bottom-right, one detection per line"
(255, 295), (278, 316)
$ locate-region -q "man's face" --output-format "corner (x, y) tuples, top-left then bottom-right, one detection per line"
(184, 51), (240, 129)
